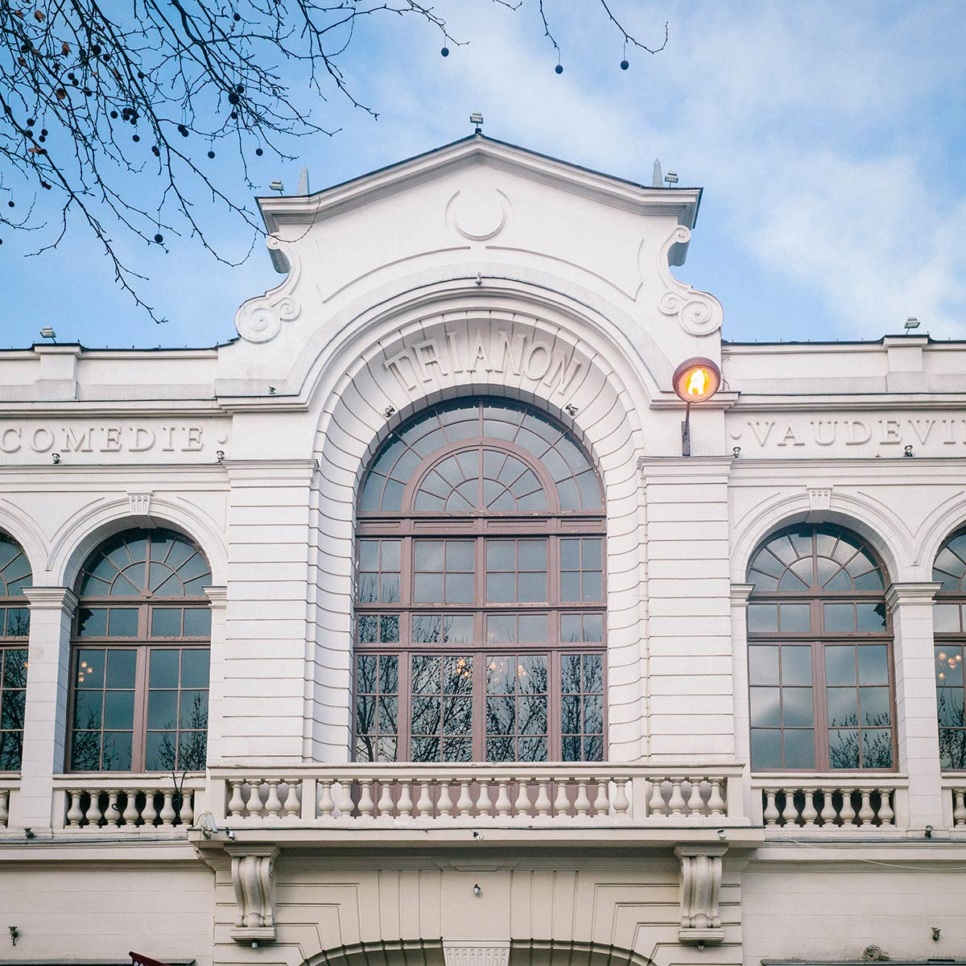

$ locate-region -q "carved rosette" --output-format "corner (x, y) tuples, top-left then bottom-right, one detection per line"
(675, 845), (726, 945)
(229, 845), (279, 943)
(234, 236), (302, 343)
(656, 225), (724, 337)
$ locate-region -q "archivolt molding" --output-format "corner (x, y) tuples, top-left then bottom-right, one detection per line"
(234, 236), (302, 343)
(914, 492), (966, 572)
(730, 489), (913, 585)
(655, 225), (723, 337)
(307, 296), (651, 759)
(0, 499), (49, 582)
(46, 495), (229, 589)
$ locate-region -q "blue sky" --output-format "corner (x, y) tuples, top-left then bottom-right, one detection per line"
(2, 1), (965, 350)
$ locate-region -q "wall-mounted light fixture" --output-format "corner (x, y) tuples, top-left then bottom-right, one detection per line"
(672, 357), (721, 456)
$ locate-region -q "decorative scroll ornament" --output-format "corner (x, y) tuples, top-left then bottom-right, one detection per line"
(656, 226), (724, 337)
(675, 845), (726, 945)
(234, 236), (302, 343)
(229, 845), (279, 944)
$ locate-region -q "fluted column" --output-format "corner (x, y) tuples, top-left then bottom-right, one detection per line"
(14, 587), (77, 831)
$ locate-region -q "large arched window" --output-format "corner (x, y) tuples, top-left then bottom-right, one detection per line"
(747, 524), (894, 771)
(934, 528), (966, 769)
(0, 535), (31, 772)
(354, 397), (605, 763)
(68, 528), (211, 772)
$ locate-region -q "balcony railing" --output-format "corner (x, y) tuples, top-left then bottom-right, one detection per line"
(52, 775), (206, 831)
(207, 763), (748, 831)
(752, 775), (909, 831)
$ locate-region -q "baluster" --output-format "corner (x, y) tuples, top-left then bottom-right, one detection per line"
(457, 782), (474, 817)
(105, 790), (122, 827)
(954, 789), (966, 826)
(667, 780), (687, 816)
(839, 788), (856, 825)
(376, 781), (395, 818)
(648, 780), (667, 816)
(534, 781), (553, 817)
(762, 789), (780, 826)
(780, 789), (798, 826)
(318, 780), (335, 819)
(397, 780), (414, 818)
(227, 780), (246, 818)
(357, 779), (376, 818)
(0, 789), (8, 827)
(573, 781), (591, 816)
(553, 779), (571, 817)
(160, 791), (177, 826)
(247, 781), (264, 819)
(66, 790), (85, 827)
(801, 789), (818, 827)
(86, 791), (104, 827)
(707, 779), (726, 817)
(495, 782), (512, 817)
(858, 789), (875, 826)
(514, 781), (532, 817)
(180, 790), (194, 826)
(416, 782), (434, 817)
(264, 780), (283, 818)
(476, 781), (492, 817)
(686, 780), (705, 817)
(437, 781), (454, 818)
(593, 780), (609, 817)
(877, 788), (894, 826)
(819, 788), (837, 827)
(613, 780), (630, 817)
(283, 781), (301, 818)
(141, 791), (158, 827)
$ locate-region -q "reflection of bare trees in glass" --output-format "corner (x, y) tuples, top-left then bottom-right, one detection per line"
(485, 656), (548, 762)
(827, 712), (893, 769)
(151, 693), (208, 771)
(412, 655), (473, 762)
(0, 647), (26, 770)
(938, 690), (966, 769)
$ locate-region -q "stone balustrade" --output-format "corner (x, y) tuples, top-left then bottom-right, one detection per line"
(753, 776), (908, 830)
(53, 775), (205, 830)
(0, 781), (13, 828)
(210, 763), (745, 826)
(941, 780), (966, 826)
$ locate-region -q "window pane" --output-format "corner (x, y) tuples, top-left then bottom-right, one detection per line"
(748, 605), (778, 632)
(825, 646), (856, 685)
(824, 604), (853, 632)
(151, 608), (182, 637)
(935, 604), (961, 633)
(78, 608), (107, 637)
(149, 649), (179, 688)
(781, 646), (812, 686)
(856, 603), (887, 631)
(827, 687), (857, 727)
(828, 729), (860, 769)
(858, 645), (889, 685)
(750, 729), (781, 769)
(783, 729), (816, 769)
(782, 687), (813, 727)
(749, 646), (779, 685)
(862, 730), (893, 768)
(780, 604), (810, 632)
(750, 688), (780, 727)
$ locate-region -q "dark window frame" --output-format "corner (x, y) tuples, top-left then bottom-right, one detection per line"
(67, 528), (211, 773)
(354, 397), (606, 764)
(747, 524), (896, 772)
(0, 534), (31, 772)
(934, 527), (966, 770)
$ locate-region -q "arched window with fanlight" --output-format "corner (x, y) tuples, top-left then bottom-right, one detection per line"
(68, 528), (211, 772)
(934, 528), (966, 770)
(746, 524), (894, 771)
(0, 534), (31, 772)
(354, 397), (606, 763)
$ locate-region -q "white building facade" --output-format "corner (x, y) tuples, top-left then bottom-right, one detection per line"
(1, 135), (966, 966)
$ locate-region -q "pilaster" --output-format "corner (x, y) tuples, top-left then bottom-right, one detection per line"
(885, 581), (943, 829)
(14, 587), (77, 831)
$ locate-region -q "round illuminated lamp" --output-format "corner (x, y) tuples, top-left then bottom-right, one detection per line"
(672, 357), (721, 403)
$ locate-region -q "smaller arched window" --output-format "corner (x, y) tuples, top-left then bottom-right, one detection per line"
(0, 535), (31, 772)
(747, 524), (894, 771)
(934, 528), (966, 769)
(69, 528), (211, 772)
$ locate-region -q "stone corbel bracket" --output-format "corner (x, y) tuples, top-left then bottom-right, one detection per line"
(656, 225), (724, 337)
(234, 236), (302, 343)
(229, 845), (279, 944)
(675, 844), (727, 946)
